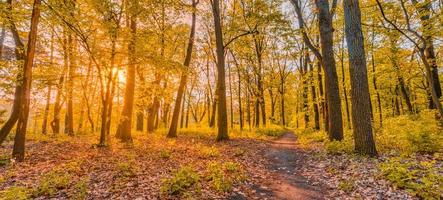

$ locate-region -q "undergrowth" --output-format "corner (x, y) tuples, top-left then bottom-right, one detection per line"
(380, 156), (442, 199)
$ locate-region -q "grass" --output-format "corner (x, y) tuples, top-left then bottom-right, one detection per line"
(161, 166), (201, 196)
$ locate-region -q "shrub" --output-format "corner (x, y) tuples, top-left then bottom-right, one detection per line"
(0, 155), (10, 167)
(159, 149), (172, 159)
(161, 166), (201, 196)
(0, 186), (30, 200)
(380, 157), (442, 199)
(117, 161), (139, 178)
(199, 146), (220, 158)
(255, 125), (287, 137)
(34, 171), (71, 197)
(325, 140), (353, 155)
(73, 178), (88, 200)
(206, 162), (232, 192)
(338, 179), (355, 193)
(205, 162), (245, 193)
(377, 110), (442, 154)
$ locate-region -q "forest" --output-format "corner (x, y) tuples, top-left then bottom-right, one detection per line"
(0, 0), (442, 199)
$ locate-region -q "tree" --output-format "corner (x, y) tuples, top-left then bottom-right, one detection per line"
(167, 0), (199, 138)
(343, 0), (377, 156)
(115, 0), (138, 143)
(12, 0), (42, 161)
(211, 0), (228, 141)
(0, 0), (26, 145)
(291, 0), (344, 140)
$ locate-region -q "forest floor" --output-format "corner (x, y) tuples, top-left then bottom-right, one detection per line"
(0, 129), (422, 199)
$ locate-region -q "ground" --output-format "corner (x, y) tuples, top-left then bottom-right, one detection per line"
(0, 130), (418, 199)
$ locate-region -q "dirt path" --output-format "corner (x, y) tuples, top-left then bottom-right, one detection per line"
(262, 131), (324, 200)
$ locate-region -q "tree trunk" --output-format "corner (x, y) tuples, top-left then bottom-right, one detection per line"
(0, 0), (26, 145)
(411, 0), (442, 109)
(343, 0), (377, 156)
(180, 92), (186, 128)
(168, 0), (198, 137)
(232, 53), (243, 130)
(65, 33), (75, 136)
(212, 0), (229, 141)
(339, 27), (351, 129)
(147, 98), (159, 133)
(228, 61), (234, 129)
(309, 60), (320, 130)
(315, 0), (344, 141)
(136, 111), (143, 131)
(42, 85), (51, 134)
(116, 3), (137, 142)
(12, 0), (41, 161)
(370, 31), (382, 127)
(0, 27), (5, 58)
(302, 52), (309, 128)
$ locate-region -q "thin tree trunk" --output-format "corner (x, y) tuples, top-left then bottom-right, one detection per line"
(340, 31), (351, 129)
(302, 52), (309, 128)
(228, 61), (234, 129)
(168, 0), (198, 137)
(309, 59), (320, 130)
(42, 85), (51, 135)
(65, 33), (75, 136)
(232, 52), (243, 130)
(0, 27), (5, 58)
(371, 30), (382, 127)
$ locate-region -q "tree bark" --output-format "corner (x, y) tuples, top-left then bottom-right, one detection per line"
(343, 0), (377, 156)
(116, 0), (137, 142)
(315, 0), (343, 140)
(167, 0), (198, 137)
(309, 59), (320, 130)
(65, 33), (75, 136)
(42, 85), (51, 135)
(212, 0), (228, 141)
(12, 0), (41, 161)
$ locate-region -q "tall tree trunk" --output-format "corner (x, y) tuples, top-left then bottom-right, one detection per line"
(315, 0), (343, 141)
(168, 0), (198, 137)
(212, 0), (228, 141)
(116, 1), (137, 142)
(12, 0), (41, 161)
(343, 0), (377, 156)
